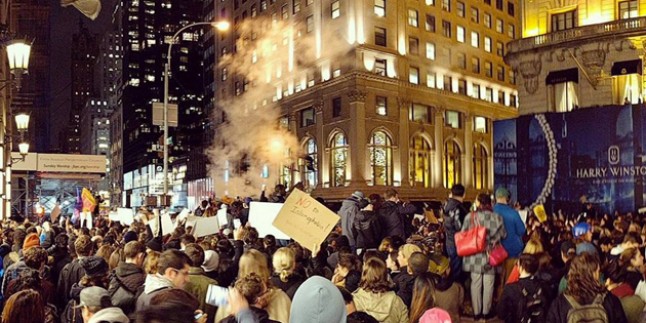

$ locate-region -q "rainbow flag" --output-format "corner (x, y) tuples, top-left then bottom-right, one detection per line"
(81, 188), (97, 213)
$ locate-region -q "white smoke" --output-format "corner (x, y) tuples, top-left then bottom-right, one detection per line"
(208, 17), (352, 198)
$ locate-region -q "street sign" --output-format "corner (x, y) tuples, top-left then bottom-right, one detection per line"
(152, 102), (178, 127)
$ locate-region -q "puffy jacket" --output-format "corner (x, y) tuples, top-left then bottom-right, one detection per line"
(215, 287), (291, 323)
(352, 288), (408, 323)
(108, 262), (145, 316)
(443, 198), (468, 249)
(353, 210), (382, 249)
(338, 198), (361, 246)
(378, 201), (416, 240)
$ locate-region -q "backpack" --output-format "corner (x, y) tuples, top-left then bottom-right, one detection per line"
(518, 281), (545, 323)
(564, 293), (609, 323)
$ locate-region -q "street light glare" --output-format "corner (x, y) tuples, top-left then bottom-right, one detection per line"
(213, 20), (230, 31)
(14, 113), (29, 131)
(6, 40), (31, 72)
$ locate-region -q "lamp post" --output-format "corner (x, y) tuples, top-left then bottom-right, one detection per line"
(161, 20), (229, 205)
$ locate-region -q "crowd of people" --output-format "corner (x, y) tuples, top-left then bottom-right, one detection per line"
(0, 183), (644, 323)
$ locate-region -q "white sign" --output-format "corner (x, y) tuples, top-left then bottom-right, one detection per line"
(248, 202), (289, 240)
(37, 154), (106, 173)
(193, 216), (220, 238)
(216, 208), (228, 228)
(161, 212), (177, 235)
(115, 208), (134, 225)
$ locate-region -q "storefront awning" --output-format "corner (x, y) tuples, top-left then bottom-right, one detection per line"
(545, 68), (578, 85)
(611, 59), (643, 76)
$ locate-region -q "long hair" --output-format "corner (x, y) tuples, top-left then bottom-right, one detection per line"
(272, 247), (296, 282)
(476, 193), (493, 212)
(409, 272), (435, 323)
(359, 257), (393, 293)
(619, 247), (640, 270)
(239, 249), (271, 283)
(1, 289), (45, 323)
(565, 253), (606, 305)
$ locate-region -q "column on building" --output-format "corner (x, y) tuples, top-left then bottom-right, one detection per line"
(463, 113), (473, 189)
(347, 89), (367, 186)
(397, 98), (411, 187)
(433, 109), (444, 188)
(315, 100), (326, 188)
(288, 112), (299, 184)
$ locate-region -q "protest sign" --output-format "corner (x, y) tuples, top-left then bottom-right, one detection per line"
(116, 208), (134, 225)
(216, 207), (228, 228)
(272, 189), (339, 253)
(51, 204), (61, 223)
(185, 216), (199, 236)
(161, 211), (176, 235)
(248, 202), (289, 240)
(193, 216), (220, 238)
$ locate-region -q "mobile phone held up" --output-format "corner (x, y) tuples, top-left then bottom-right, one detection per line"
(206, 285), (229, 307)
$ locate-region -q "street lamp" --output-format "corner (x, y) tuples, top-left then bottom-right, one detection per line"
(5, 40), (31, 89)
(161, 20), (229, 204)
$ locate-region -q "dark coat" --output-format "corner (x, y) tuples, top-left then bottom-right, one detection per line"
(546, 292), (627, 323)
(270, 273), (305, 300)
(393, 272), (415, 308)
(353, 210), (382, 249)
(443, 198), (468, 249)
(378, 201), (416, 240)
(108, 262), (146, 316)
(62, 283), (85, 323)
(56, 258), (85, 310)
(219, 306), (280, 323)
(497, 276), (548, 323)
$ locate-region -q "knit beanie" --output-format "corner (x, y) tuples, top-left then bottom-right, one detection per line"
(23, 233), (40, 251)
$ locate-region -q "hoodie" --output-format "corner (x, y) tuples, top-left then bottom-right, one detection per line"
(88, 307), (130, 323)
(352, 288), (408, 323)
(290, 276), (347, 323)
(135, 274), (174, 312)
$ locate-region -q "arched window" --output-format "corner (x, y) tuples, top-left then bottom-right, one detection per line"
(279, 148), (292, 189)
(444, 140), (461, 188)
(409, 135), (432, 187)
(303, 138), (318, 189)
(330, 132), (348, 187)
(369, 130), (393, 186)
(473, 144), (488, 189)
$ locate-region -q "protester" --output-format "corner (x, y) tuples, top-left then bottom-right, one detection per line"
(378, 189), (417, 240)
(493, 186), (526, 297)
(270, 247), (305, 300)
(443, 184), (468, 282)
(77, 286), (129, 323)
(339, 191), (365, 249)
(352, 257), (408, 323)
(108, 241), (146, 317)
(290, 276), (347, 323)
(1, 289), (45, 323)
(135, 249), (192, 311)
(184, 243), (218, 323)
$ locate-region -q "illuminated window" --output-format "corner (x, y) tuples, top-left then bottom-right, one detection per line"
(408, 9), (419, 27)
(369, 131), (393, 186)
(375, 0), (386, 17)
(300, 107), (315, 127)
(508, 24), (515, 38)
(457, 25), (465, 42)
(293, 0), (300, 14)
(251, 4), (257, 17)
(375, 27), (387, 46)
(445, 110), (461, 128)
(496, 41), (504, 56)
(426, 42), (435, 60)
(473, 144), (488, 189)
(330, 132), (348, 187)
(410, 135), (432, 188)
(376, 96), (388, 115)
(409, 66), (419, 84)
(471, 7), (479, 22)
(444, 140), (461, 188)
(484, 13), (491, 28)
(442, 0), (450, 11)
(374, 58), (387, 75)
(410, 104), (432, 123)
(303, 138), (318, 189)
(484, 36), (492, 52)
(331, 1), (340, 19)
(281, 4), (288, 19)
(471, 31), (479, 47)
(496, 18), (503, 33)
(457, 1), (465, 17)
(619, 1), (638, 19)
(551, 10), (576, 31)
(474, 116), (488, 133)
(425, 15), (435, 32)
(442, 20), (451, 38)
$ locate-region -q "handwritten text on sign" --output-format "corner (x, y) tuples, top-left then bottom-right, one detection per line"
(273, 189), (339, 254)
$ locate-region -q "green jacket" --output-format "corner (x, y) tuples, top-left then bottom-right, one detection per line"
(185, 267), (218, 323)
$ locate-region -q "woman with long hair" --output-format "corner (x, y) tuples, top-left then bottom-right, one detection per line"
(409, 272), (435, 323)
(352, 257), (408, 323)
(2, 289), (45, 323)
(618, 247), (644, 290)
(461, 193), (506, 321)
(270, 247), (305, 299)
(546, 253), (627, 323)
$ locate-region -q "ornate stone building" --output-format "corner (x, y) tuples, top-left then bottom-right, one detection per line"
(506, 0), (646, 115)
(210, 0), (520, 201)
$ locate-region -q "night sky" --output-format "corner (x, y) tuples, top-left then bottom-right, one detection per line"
(49, 0), (117, 151)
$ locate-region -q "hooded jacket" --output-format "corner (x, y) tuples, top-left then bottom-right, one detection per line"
(290, 276), (346, 323)
(352, 288), (408, 323)
(88, 307), (129, 323)
(431, 275), (463, 323)
(338, 198), (361, 247)
(135, 274), (174, 312)
(108, 262), (145, 316)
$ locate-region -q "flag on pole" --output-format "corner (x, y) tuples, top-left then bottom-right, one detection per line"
(81, 188), (97, 213)
(61, 0), (101, 21)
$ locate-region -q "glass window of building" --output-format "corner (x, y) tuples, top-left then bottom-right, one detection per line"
(303, 138), (318, 189)
(445, 110), (461, 128)
(408, 9), (419, 27)
(496, 18), (503, 33)
(375, 0), (386, 17)
(457, 25), (465, 42)
(330, 132), (348, 187)
(300, 107), (315, 127)
(472, 57), (480, 73)
(496, 0), (503, 10)
(473, 144), (488, 189)
(443, 75), (452, 91)
(426, 14), (436, 32)
(409, 66), (420, 84)
(484, 36), (492, 52)
(472, 83), (481, 98)
(507, 2), (515, 16)
(547, 69), (579, 112)
(410, 135), (432, 188)
(485, 61), (492, 77)
(376, 96), (388, 115)
(509, 70), (516, 84)
(485, 87), (493, 101)
(375, 27), (387, 46)
(293, 0), (301, 14)
(619, 1), (638, 19)
(496, 41), (504, 56)
(306, 15), (314, 32)
(471, 31), (479, 47)
(497, 65), (505, 81)
(281, 4), (288, 19)
(369, 131), (393, 186)
(444, 140), (461, 188)
(332, 97), (342, 117)
(458, 79), (467, 94)
(498, 90), (506, 104)
(442, 20), (452, 38)
(474, 116), (488, 133)
(471, 7), (479, 23)
(427, 72), (436, 88)
(458, 53), (467, 69)
(457, 1), (465, 17)
(551, 10), (576, 31)
(426, 42), (436, 60)
(409, 37), (419, 55)
(374, 58), (387, 75)
(260, 0), (267, 11)
(251, 4), (257, 17)
(442, 0), (450, 11)
(410, 104), (432, 123)
(508, 24), (515, 38)
(331, 0), (340, 19)
(484, 13), (491, 28)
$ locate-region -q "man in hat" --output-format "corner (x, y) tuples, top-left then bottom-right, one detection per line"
(76, 286), (129, 323)
(493, 186), (525, 298)
(338, 191), (365, 250)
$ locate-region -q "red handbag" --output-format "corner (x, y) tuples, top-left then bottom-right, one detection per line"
(488, 243), (508, 266)
(454, 212), (487, 257)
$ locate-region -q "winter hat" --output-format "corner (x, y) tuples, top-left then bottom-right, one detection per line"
(202, 250), (220, 273)
(146, 238), (163, 252)
(428, 254), (450, 276)
(75, 286), (112, 309)
(572, 222), (591, 238)
(88, 307), (129, 323)
(290, 276), (347, 323)
(351, 191), (365, 199)
(123, 231), (138, 244)
(23, 233), (40, 251)
(419, 308), (452, 323)
(399, 244), (422, 261)
(80, 256), (109, 278)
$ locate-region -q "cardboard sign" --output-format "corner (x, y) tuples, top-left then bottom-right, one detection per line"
(116, 208), (134, 225)
(248, 202), (289, 240)
(216, 207), (228, 228)
(425, 209), (439, 224)
(185, 216), (199, 236)
(161, 211), (176, 235)
(272, 189), (339, 253)
(193, 216), (220, 238)
(51, 204), (61, 223)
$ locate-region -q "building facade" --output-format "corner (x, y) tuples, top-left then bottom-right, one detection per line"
(210, 0), (520, 201)
(505, 0), (646, 115)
